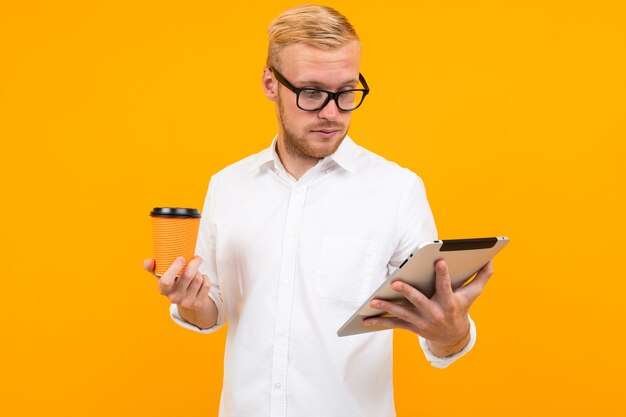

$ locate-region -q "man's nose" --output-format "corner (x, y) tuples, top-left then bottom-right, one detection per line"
(318, 98), (340, 120)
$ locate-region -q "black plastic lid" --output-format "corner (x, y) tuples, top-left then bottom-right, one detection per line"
(150, 207), (201, 218)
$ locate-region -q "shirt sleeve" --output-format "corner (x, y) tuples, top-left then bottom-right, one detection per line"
(418, 315), (477, 368)
(169, 174), (226, 334)
(390, 173), (477, 366)
(388, 173), (438, 271)
(169, 303), (223, 334)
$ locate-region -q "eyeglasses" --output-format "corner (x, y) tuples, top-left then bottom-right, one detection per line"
(269, 66), (370, 112)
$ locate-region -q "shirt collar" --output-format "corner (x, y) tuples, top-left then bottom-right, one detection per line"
(246, 136), (277, 172)
(327, 135), (357, 173)
(247, 135), (358, 173)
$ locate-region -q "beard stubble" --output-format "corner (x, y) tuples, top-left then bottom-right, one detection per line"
(277, 93), (348, 160)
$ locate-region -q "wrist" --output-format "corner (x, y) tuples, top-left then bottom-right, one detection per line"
(426, 326), (471, 358)
(178, 300), (218, 330)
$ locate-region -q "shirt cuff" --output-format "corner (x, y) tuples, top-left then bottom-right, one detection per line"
(169, 302), (224, 334)
(418, 315), (477, 369)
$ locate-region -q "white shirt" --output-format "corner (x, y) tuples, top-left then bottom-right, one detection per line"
(171, 136), (476, 417)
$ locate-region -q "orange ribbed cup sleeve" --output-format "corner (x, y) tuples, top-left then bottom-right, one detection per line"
(151, 213), (200, 276)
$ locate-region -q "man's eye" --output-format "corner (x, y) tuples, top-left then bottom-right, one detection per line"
(302, 90), (324, 100)
(340, 91), (356, 99)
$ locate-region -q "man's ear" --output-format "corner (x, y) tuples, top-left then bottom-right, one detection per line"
(262, 67), (278, 102)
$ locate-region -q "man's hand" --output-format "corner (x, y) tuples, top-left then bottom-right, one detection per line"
(143, 256), (218, 330)
(364, 259), (494, 357)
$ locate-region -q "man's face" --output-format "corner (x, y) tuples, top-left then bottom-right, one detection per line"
(265, 41), (362, 159)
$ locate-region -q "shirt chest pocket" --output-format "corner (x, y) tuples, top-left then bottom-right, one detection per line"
(315, 235), (379, 307)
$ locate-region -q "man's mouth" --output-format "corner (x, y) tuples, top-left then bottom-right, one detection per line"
(310, 128), (341, 138)
(310, 126), (342, 136)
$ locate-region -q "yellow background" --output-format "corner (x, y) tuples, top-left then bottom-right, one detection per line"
(1, 1), (624, 415)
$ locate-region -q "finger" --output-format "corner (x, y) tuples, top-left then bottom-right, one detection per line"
(180, 273), (203, 308)
(369, 298), (421, 325)
(390, 280), (437, 317)
(177, 256), (204, 292)
(182, 256), (203, 279)
(197, 274), (212, 299)
(363, 316), (419, 333)
(434, 259), (454, 297)
(459, 260), (494, 303)
(187, 272), (202, 298)
(158, 257), (185, 292)
(143, 258), (155, 273)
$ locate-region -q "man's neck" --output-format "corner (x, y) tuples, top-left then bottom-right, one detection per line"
(276, 138), (321, 181)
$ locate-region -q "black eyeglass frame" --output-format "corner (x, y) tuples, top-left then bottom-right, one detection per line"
(269, 66), (370, 112)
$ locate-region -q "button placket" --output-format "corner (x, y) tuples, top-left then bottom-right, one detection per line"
(269, 184), (307, 417)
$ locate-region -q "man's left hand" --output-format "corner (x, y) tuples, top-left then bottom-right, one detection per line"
(363, 259), (494, 357)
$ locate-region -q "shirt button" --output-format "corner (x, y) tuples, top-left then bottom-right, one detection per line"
(277, 328), (285, 337)
(281, 279), (289, 286)
(274, 383), (281, 389)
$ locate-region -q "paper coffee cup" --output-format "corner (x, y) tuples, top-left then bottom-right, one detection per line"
(150, 207), (201, 276)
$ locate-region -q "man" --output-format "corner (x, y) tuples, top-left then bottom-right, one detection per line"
(144, 5), (493, 417)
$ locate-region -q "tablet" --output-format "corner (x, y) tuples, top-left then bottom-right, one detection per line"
(337, 236), (509, 337)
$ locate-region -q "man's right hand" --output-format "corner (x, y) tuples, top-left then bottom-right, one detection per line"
(143, 256), (218, 330)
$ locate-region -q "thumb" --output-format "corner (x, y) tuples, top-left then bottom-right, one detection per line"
(143, 258), (155, 273)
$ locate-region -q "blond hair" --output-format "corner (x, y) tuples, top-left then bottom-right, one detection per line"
(267, 5), (360, 69)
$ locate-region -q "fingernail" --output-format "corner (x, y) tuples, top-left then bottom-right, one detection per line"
(176, 257), (185, 264)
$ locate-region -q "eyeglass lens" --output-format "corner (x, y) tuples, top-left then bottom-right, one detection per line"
(298, 90), (365, 111)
